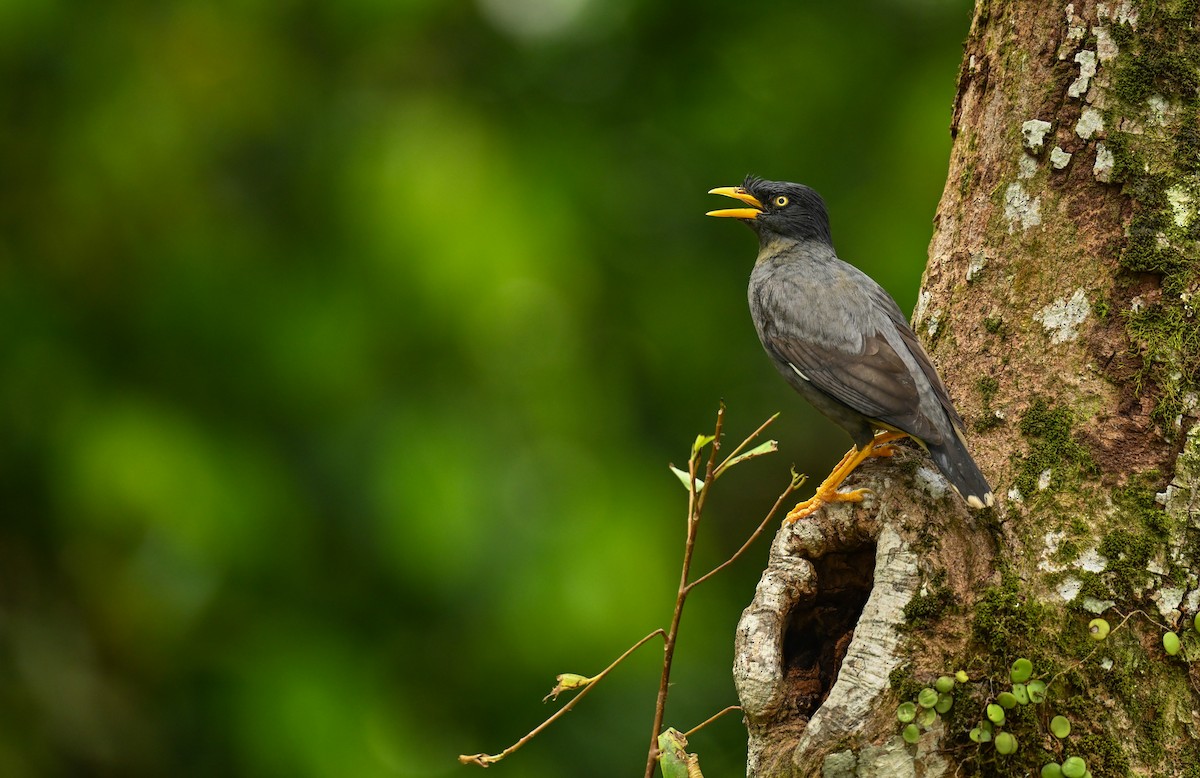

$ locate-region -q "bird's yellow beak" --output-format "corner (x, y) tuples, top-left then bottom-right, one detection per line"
(706, 186), (764, 219)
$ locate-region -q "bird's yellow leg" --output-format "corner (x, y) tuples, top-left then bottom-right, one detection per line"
(784, 431), (909, 524)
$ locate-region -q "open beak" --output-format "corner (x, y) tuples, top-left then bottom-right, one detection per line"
(706, 186), (764, 220)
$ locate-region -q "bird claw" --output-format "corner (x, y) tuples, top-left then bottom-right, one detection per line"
(783, 487), (871, 524)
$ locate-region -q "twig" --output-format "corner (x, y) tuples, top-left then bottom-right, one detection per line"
(459, 629), (666, 767)
(642, 405), (727, 778)
(682, 705), (743, 739)
(687, 472), (803, 592)
(714, 412), (780, 476)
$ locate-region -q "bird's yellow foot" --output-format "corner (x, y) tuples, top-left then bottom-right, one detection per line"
(783, 431), (908, 525)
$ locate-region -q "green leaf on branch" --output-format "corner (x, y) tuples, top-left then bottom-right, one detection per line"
(669, 465), (705, 492)
(718, 439), (778, 472)
(543, 673), (594, 703)
(657, 728), (702, 778)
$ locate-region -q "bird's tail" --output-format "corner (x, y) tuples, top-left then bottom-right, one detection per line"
(926, 428), (994, 510)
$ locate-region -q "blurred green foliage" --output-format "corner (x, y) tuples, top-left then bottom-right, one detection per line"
(0, 0), (969, 775)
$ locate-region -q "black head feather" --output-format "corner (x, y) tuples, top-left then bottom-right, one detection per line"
(741, 175), (833, 246)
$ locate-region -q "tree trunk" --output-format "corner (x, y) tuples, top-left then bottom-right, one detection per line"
(733, 1), (1200, 775)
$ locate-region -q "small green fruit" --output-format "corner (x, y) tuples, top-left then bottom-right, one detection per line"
(1061, 756), (1086, 778)
(1193, 614), (1200, 635)
(1089, 618), (1110, 640)
(1012, 683), (1029, 705)
(1050, 715), (1071, 739)
(896, 702), (916, 723)
(1027, 679), (1047, 703)
(986, 703), (1005, 725)
(1164, 631), (1182, 656)
(902, 723), (920, 744)
(918, 687), (938, 708)
(997, 691), (1018, 709)
(994, 731), (1017, 755)
(955, 670), (970, 683)
(935, 675), (955, 693)
(917, 707), (937, 728)
(1042, 763), (1064, 778)
(1010, 657), (1033, 683)
(935, 693), (953, 714)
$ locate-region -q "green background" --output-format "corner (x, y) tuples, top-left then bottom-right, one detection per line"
(1, 1), (971, 775)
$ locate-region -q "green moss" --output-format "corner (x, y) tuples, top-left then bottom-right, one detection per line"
(1011, 398), (1097, 496)
(1113, 478), (1170, 537)
(1075, 569), (1109, 602)
(1099, 528), (1156, 596)
(1124, 301), (1200, 429)
(983, 315), (1003, 335)
(1104, 3), (1200, 441)
(1174, 105), (1200, 173)
(1052, 537), (1081, 565)
(903, 585), (954, 625)
(888, 664), (922, 702)
(972, 568), (1048, 656)
(1109, 2), (1200, 109)
(1076, 733), (1131, 777)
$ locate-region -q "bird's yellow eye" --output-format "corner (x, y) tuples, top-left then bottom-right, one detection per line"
(774, 195), (789, 207)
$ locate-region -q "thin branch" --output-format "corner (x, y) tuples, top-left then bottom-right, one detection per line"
(682, 705), (743, 739)
(686, 473), (803, 592)
(714, 412), (780, 477)
(459, 629), (666, 768)
(642, 405), (727, 778)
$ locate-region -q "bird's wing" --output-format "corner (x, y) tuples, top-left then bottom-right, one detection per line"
(866, 281), (967, 432)
(890, 316), (967, 432)
(765, 327), (921, 423)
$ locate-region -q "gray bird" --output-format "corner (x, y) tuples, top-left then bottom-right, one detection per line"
(708, 176), (994, 522)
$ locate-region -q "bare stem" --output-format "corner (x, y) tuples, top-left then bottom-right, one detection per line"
(642, 404), (726, 778)
(682, 706), (743, 739)
(459, 629), (666, 768)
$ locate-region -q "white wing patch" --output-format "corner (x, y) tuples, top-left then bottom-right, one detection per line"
(788, 362), (810, 382)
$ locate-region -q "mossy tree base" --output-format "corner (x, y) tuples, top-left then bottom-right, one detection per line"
(735, 0), (1200, 775)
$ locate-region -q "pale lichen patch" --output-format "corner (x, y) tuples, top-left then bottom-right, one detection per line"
(966, 251), (988, 282)
(1075, 106), (1105, 139)
(1083, 596), (1115, 613)
(1095, 25), (1119, 62)
(1068, 50), (1098, 99)
(1060, 3), (1087, 59)
(1078, 546), (1108, 573)
(1094, 142), (1114, 182)
(913, 289), (932, 324)
(1018, 154), (1039, 180)
(914, 466), (948, 501)
(1039, 530), (1066, 571)
(1050, 146), (1073, 169)
(1152, 586), (1184, 617)
(1057, 576), (1082, 601)
(1004, 182), (1041, 232)
(1167, 185), (1193, 228)
(926, 310), (943, 340)
(1148, 94), (1170, 126)
(1035, 288), (1091, 343)
(1021, 119), (1053, 153)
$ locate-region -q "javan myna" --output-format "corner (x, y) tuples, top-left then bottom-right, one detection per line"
(708, 176), (994, 522)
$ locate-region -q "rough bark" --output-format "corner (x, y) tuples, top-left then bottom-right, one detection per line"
(734, 1), (1200, 776)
